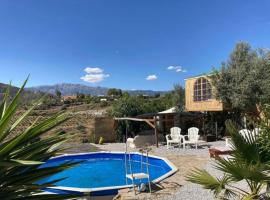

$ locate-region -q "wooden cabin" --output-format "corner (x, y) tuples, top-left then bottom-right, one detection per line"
(185, 74), (224, 112)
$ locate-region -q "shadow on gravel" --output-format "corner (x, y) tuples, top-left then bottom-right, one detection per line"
(149, 182), (182, 194)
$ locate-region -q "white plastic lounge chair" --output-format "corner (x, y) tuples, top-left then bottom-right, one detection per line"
(239, 129), (251, 140)
(126, 135), (156, 149)
(127, 137), (136, 149)
(182, 127), (201, 149)
(210, 128), (261, 159)
(252, 128), (261, 137)
(225, 129), (250, 147)
(225, 128), (260, 148)
(225, 137), (233, 148)
(166, 127), (181, 149)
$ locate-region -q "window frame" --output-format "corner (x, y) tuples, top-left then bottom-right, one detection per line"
(193, 77), (213, 102)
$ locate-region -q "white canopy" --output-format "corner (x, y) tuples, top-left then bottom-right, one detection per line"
(158, 106), (178, 114)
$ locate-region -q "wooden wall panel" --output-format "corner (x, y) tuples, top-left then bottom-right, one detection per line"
(185, 76), (224, 112)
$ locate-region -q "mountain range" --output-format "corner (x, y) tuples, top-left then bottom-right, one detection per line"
(0, 83), (45, 103)
(26, 83), (168, 96)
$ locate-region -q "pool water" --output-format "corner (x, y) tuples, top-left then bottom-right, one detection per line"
(39, 155), (170, 189)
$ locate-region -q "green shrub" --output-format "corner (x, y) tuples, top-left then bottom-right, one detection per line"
(109, 85), (185, 141)
(61, 104), (68, 110)
(100, 101), (108, 107)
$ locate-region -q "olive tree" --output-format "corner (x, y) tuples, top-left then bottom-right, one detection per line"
(212, 42), (270, 118)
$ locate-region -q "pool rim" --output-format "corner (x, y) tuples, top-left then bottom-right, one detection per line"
(44, 151), (178, 193)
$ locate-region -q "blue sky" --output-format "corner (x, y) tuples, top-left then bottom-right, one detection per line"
(0, 0), (270, 90)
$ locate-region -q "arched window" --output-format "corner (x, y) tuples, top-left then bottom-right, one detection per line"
(193, 77), (212, 101)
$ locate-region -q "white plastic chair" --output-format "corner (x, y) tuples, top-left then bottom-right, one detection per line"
(226, 128), (260, 148)
(166, 127), (181, 149)
(239, 129), (252, 140)
(252, 128), (261, 137)
(239, 128), (261, 140)
(182, 127), (200, 149)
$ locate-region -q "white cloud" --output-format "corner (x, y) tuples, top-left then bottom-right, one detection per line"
(146, 74), (157, 81)
(167, 65), (187, 73)
(84, 67), (103, 74)
(167, 66), (175, 70)
(81, 67), (110, 83)
(81, 74), (110, 83)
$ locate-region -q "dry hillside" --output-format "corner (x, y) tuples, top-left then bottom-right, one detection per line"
(10, 103), (115, 144)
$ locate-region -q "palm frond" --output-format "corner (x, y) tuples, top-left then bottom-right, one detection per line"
(0, 77), (28, 142)
(214, 157), (270, 183)
(0, 78), (81, 199)
(186, 168), (230, 197)
(226, 120), (261, 164)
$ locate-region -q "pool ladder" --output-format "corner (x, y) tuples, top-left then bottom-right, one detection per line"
(125, 140), (152, 195)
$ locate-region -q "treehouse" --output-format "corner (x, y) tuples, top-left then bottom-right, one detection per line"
(185, 75), (224, 112)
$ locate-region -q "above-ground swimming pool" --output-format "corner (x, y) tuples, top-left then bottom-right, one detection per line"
(39, 152), (177, 196)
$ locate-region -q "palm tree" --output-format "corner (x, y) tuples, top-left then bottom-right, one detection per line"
(0, 79), (78, 199)
(186, 119), (270, 200)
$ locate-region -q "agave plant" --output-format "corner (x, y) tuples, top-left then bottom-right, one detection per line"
(0, 79), (78, 199)
(187, 119), (270, 200)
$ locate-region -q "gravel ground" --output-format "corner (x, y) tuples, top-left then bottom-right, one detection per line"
(152, 141), (226, 157)
(155, 150), (250, 200)
(94, 141), (226, 155)
(158, 161), (217, 200)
